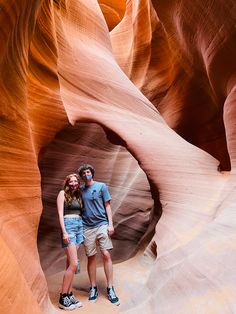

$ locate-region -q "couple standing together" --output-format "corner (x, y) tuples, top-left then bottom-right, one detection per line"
(57, 164), (120, 310)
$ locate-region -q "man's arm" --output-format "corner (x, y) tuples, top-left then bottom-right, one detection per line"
(105, 201), (114, 236)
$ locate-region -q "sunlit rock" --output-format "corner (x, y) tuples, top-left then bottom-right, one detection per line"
(0, 0), (235, 313)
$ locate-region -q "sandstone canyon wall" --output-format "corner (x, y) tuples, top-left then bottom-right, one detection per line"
(0, 0), (236, 313)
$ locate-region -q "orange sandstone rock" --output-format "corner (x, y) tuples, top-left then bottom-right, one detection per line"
(0, 0), (236, 313)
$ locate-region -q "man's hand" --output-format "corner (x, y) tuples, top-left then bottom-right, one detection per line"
(107, 225), (114, 237)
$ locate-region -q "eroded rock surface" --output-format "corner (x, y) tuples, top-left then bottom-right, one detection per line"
(0, 0), (236, 313)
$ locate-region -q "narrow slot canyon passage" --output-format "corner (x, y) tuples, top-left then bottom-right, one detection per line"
(1, 0), (236, 313)
(37, 122), (161, 311)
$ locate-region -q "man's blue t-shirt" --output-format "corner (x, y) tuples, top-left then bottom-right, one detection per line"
(81, 181), (111, 228)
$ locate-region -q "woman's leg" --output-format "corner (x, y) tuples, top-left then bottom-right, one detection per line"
(61, 243), (78, 294)
(67, 246), (80, 293)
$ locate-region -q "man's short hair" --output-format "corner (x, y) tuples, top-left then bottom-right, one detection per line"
(78, 164), (95, 177)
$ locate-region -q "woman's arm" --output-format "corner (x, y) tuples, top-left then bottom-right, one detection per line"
(57, 190), (70, 244)
(105, 201), (114, 236)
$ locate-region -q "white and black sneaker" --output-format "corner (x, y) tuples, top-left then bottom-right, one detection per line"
(88, 286), (98, 302)
(68, 292), (83, 308)
(107, 287), (120, 306)
(59, 293), (76, 310)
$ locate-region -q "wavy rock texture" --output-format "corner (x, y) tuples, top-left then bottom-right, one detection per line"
(0, 0), (236, 313)
(110, 0), (232, 171)
(98, 0), (126, 31)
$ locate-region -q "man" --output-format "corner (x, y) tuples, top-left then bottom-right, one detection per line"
(78, 164), (120, 306)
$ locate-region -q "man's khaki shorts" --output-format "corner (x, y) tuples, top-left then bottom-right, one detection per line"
(83, 224), (113, 256)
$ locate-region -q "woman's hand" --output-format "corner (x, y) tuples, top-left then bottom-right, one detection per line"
(63, 232), (70, 244)
(107, 225), (114, 237)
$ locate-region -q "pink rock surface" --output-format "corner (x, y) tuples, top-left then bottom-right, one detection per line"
(0, 0), (236, 313)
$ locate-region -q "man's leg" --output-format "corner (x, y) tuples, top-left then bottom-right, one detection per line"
(87, 254), (99, 302)
(84, 227), (97, 287)
(84, 227), (99, 302)
(101, 249), (113, 287)
(101, 249), (120, 305)
(98, 224), (120, 306)
(87, 254), (97, 287)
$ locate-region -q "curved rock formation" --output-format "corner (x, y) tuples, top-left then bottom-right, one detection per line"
(98, 0), (126, 31)
(0, 0), (236, 313)
(110, 0), (232, 170)
(38, 122), (154, 274)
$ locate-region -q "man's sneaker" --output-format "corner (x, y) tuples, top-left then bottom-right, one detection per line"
(88, 286), (98, 302)
(107, 287), (120, 306)
(59, 293), (76, 310)
(68, 292), (83, 308)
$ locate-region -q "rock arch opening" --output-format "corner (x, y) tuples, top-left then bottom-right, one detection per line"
(37, 122), (162, 305)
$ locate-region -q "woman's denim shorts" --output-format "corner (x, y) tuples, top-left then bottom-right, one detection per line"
(61, 217), (83, 248)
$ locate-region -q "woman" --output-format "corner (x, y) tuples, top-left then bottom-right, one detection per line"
(57, 173), (83, 310)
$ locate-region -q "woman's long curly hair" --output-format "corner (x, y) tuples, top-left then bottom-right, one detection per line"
(63, 173), (83, 208)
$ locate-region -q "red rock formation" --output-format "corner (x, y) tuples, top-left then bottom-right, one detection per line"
(98, 0), (126, 31)
(0, 0), (236, 313)
(110, 0), (232, 170)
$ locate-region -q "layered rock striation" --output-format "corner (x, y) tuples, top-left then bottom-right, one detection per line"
(0, 0), (236, 313)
